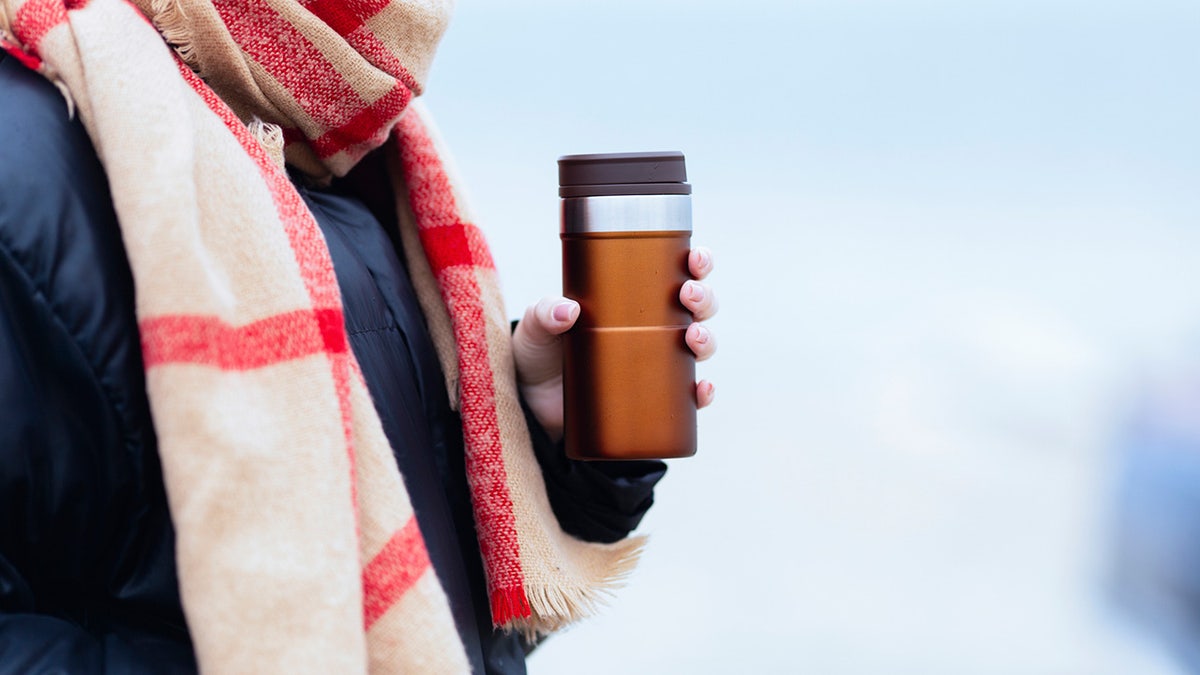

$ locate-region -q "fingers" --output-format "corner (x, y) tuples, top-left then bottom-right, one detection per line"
(688, 322), (716, 408)
(688, 246), (714, 280)
(517, 296), (580, 348)
(688, 247), (717, 410)
(680, 280), (718, 321)
(686, 322), (716, 362)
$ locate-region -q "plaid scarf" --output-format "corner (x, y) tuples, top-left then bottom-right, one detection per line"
(0, 0), (644, 671)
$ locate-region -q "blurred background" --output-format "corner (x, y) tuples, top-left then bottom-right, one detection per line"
(423, 0), (1200, 672)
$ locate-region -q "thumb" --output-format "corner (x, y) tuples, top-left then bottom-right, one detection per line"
(513, 296), (579, 385)
(518, 296), (580, 345)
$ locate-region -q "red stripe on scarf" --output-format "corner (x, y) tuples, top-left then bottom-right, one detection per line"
(297, 0), (419, 92)
(213, 0), (361, 130)
(11, 0), (68, 56)
(6, 0), (99, 71)
(345, 31), (420, 94)
(214, 0), (412, 160)
(300, 0), (388, 39)
(439, 268), (527, 623)
(308, 81), (410, 160)
(420, 222), (496, 272)
(1, 38), (43, 70)
(398, 134), (457, 231)
(394, 116), (530, 624)
(361, 516), (432, 629)
(173, 55), (362, 522)
(140, 309), (345, 369)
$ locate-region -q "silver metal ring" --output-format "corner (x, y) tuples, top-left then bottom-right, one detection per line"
(561, 195), (692, 234)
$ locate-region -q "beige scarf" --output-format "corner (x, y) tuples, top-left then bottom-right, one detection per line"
(0, 0), (643, 671)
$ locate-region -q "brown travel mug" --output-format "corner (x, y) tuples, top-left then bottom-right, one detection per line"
(559, 151), (695, 460)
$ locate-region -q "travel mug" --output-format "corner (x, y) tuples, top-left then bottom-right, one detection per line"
(559, 151), (695, 460)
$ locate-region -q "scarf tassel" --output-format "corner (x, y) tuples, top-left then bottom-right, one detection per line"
(491, 588), (533, 627)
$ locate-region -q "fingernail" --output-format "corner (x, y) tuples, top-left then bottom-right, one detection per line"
(687, 281), (705, 303)
(552, 302), (576, 322)
(705, 382), (716, 399)
(698, 249), (711, 269)
(695, 326), (710, 344)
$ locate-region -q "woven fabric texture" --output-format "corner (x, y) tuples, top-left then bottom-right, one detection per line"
(0, 0), (644, 671)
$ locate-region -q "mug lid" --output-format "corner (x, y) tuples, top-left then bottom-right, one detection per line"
(558, 151), (691, 198)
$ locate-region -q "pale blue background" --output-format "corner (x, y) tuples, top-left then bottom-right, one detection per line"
(423, 1), (1200, 672)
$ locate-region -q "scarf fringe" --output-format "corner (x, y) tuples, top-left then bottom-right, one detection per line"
(490, 588), (533, 629)
(512, 535), (646, 640)
(51, 77), (76, 117)
(139, 1), (283, 167)
(247, 117), (285, 169)
(146, 0), (201, 76)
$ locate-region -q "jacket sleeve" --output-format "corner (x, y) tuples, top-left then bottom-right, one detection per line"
(0, 613), (195, 674)
(0, 612), (191, 674)
(0, 51), (196, 673)
(0, 238), (195, 674)
(0, 243), (101, 673)
(521, 397), (667, 544)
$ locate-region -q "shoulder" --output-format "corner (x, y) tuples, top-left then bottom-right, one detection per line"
(0, 51), (151, 453)
(0, 51), (132, 330)
(0, 52), (119, 243)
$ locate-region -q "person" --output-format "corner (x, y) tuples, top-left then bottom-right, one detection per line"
(1109, 371), (1200, 672)
(0, 1), (717, 673)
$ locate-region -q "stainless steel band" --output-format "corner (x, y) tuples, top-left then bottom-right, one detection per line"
(561, 194), (692, 234)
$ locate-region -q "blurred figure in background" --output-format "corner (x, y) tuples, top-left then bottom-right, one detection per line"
(1111, 365), (1200, 672)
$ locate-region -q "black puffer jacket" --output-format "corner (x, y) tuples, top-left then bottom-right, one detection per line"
(0, 53), (665, 674)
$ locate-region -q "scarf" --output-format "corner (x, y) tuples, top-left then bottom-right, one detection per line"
(0, 1), (644, 671)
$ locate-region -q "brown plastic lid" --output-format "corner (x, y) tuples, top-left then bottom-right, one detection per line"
(558, 151), (691, 198)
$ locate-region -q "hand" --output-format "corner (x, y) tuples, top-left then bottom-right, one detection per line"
(512, 246), (719, 441)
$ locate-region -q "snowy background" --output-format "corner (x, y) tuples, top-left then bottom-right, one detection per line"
(423, 1), (1200, 672)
